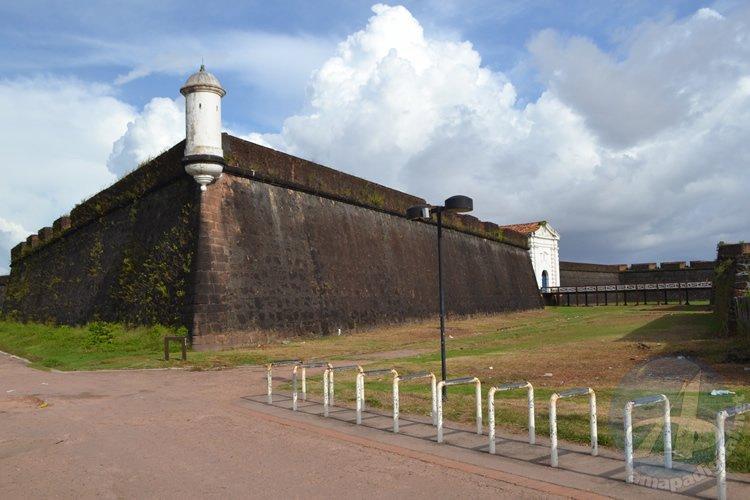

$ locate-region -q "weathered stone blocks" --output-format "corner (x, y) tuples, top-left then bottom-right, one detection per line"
(53, 216), (71, 234)
(3, 135), (542, 348)
(38, 227), (53, 242)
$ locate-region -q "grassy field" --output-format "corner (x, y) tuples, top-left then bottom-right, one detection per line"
(1, 304), (749, 471)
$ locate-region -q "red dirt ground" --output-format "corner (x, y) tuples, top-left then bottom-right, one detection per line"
(0, 354), (552, 499)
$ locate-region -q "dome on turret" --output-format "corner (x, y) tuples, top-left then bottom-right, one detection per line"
(180, 64), (226, 97)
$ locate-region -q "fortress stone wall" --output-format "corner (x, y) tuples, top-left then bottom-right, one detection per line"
(559, 260), (715, 302)
(2, 134), (543, 349)
(714, 243), (750, 336)
(3, 144), (199, 326)
(0, 275), (7, 312)
(558, 262), (625, 286)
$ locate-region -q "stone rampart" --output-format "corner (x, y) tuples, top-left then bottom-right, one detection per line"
(0, 275), (8, 313)
(714, 243), (750, 336)
(2, 134), (542, 347)
(560, 260), (715, 303)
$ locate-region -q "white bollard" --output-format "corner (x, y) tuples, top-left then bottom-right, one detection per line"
(267, 364), (273, 403)
(359, 370), (365, 413)
(356, 372), (362, 424)
(488, 381), (535, 455)
(356, 368), (398, 425)
(664, 398), (672, 469)
(266, 359), (300, 404)
(437, 384), (444, 443)
(528, 384), (536, 444)
(393, 375), (399, 432)
(590, 390), (598, 457)
(550, 394), (559, 467)
(717, 410), (726, 500)
(323, 368), (330, 417)
(292, 365), (300, 411)
(476, 381), (483, 435)
(623, 394), (672, 483)
(715, 403), (750, 500)
(436, 376), (482, 443)
(431, 375), (438, 426)
(393, 371), (437, 433)
(322, 364), (362, 419)
(291, 361), (329, 411)
(329, 370), (335, 405)
(549, 387), (597, 467)
(625, 402), (633, 483)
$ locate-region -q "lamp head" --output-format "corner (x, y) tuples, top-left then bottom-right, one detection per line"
(406, 204), (432, 221)
(444, 195), (473, 213)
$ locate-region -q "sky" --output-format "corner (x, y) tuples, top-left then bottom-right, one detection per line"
(1, 0), (749, 274)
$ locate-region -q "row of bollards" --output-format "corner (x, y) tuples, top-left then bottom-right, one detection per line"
(266, 360), (747, 499)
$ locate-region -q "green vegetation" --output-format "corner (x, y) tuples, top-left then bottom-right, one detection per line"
(0, 320), (188, 370)
(2, 304), (749, 471)
(110, 203), (194, 325)
(360, 189), (385, 208)
(87, 235), (104, 277)
(713, 258), (734, 334)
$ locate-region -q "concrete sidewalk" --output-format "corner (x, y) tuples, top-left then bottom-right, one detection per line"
(241, 387), (750, 499)
(1, 351), (747, 499)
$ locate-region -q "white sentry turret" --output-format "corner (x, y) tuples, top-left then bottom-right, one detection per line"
(180, 64), (226, 191)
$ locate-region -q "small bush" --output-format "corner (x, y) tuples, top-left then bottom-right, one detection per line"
(87, 321), (115, 348)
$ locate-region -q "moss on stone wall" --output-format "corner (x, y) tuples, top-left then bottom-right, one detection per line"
(111, 203), (195, 326)
(713, 258), (734, 335)
(87, 236), (104, 277)
(714, 243), (750, 338)
(360, 189), (385, 208)
(3, 174), (198, 328)
(3, 278), (29, 316)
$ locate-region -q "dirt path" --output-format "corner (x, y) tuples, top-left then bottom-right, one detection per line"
(0, 354), (553, 499)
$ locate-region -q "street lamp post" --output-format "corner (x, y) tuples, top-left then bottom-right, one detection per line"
(406, 195), (474, 398)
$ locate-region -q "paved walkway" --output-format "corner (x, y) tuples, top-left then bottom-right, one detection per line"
(1, 354), (747, 498)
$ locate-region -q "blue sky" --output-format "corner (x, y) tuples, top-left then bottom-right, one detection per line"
(1, 0), (708, 129)
(1, 1), (749, 273)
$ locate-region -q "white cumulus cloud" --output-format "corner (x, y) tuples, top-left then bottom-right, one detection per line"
(254, 3), (750, 263)
(0, 217), (29, 274)
(0, 76), (136, 273)
(107, 97), (184, 177)
(2, 3), (749, 273)
(528, 7), (748, 148)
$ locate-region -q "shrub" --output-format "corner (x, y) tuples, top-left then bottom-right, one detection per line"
(87, 321), (115, 348)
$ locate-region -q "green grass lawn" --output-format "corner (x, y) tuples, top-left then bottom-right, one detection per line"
(2, 304), (750, 471)
(0, 321), (193, 370)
